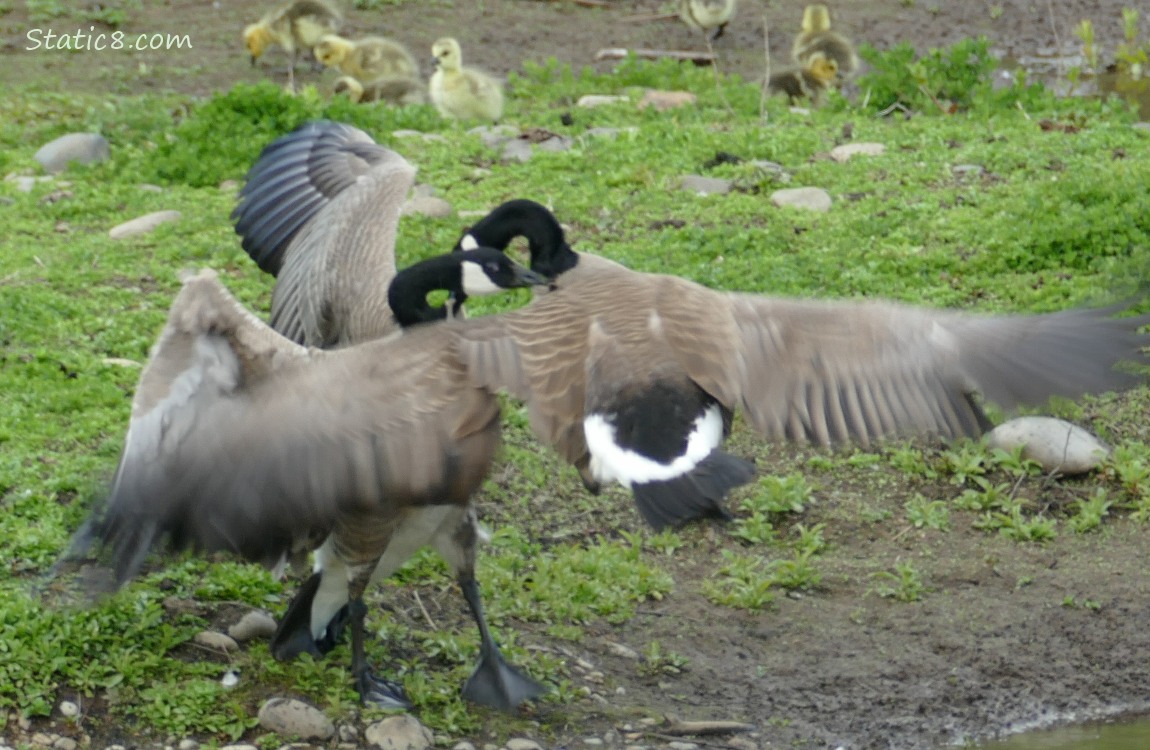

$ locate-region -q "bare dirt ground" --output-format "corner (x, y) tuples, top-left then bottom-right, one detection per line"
(4, 2), (1150, 750)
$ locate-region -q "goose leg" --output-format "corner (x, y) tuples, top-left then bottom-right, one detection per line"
(459, 577), (548, 711)
(349, 598), (413, 710)
(270, 572), (352, 660)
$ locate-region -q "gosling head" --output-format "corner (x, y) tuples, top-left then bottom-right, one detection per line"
(314, 34), (351, 68)
(244, 23), (271, 64)
(801, 3), (831, 33)
(333, 76), (364, 102)
(807, 52), (840, 86)
(431, 37), (463, 73)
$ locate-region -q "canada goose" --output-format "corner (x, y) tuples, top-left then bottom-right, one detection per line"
(679, 0), (737, 41)
(243, 0), (342, 90)
(313, 34), (419, 81)
(232, 121), (415, 347)
(767, 52), (840, 105)
(334, 74), (428, 105)
(65, 250), (550, 711)
(429, 37), (504, 122)
(453, 200), (1150, 530)
(792, 4), (859, 79)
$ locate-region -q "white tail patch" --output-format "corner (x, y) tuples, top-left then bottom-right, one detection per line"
(584, 404), (723, 487)
(459, 233), (479, 251)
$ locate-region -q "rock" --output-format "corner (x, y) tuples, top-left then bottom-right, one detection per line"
(363, 715), (433, 750)
(34, 133), (109, 174)
(218, 179), (239, 191)
(58, 700), (80, 719)
(535, 134), (573, 152)
(469, 124), (518, 149)
(192, 630), (239, 652)
(139, 184), (164, 193)
(221, 745), (259, 750)
(770, 187), (832, 212)
(258, 698), (334, 741)
(401, 195), (453, 218)
(109, 210), (181, 239)
(583, 739), (603, 746)
(679, 175), (731, 195)
(986, 417), (1110, 475)
(14, 176), (38, 192)
(829, 142), (886, 162)
(500, 138), (534, 163)
(338, 725), (358, 742)
(638, 89), (696, 111)
(668, 743), (698, 750)
(604, 641), (640, 659)
(577, 94), (629, 108)
(505, 740), (543, 750)
(178, 740), (199, 750)
(1133, 122), (1150, 133)
(228, 610), (278, 642)
(452, 743), (475, 750)
(53, 738), (77, 750)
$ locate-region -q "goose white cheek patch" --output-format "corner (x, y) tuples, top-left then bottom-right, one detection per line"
(584, 404), (723, 487)
(461, 260), (504, 296)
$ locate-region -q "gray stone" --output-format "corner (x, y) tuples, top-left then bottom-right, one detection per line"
(577, 94), (629, 108)
(34, 133), (109, 174)
(829, 142), (886, 162)
(338, 725), (358, 742)
(581, 127), (639, 141)
(501, 138), (535, 163)
(638, 89), (696, 111)
(505, 740), (543, 750)
(536, 135), (573, 152)
(178, 740), (199, 750)
(668, 743), (698, 750)
(228, 610), (277, 642)
(220, 745), (259, 750)
(257, 698), (334, 740)
(363, 714), (433, 750)
(53, 738), (77, 750)
(14, 176), (38, 192)
(109, 210), (181, 239)
(987, 417), (1110, 475)
(469, 124), (518, 149)
(58, 700), (80, 718)
(218, 179), (239, 191)
(679, 175), (732, 195)
(452, 743), (476, 750)
(192, 630), (239, 652)
(393, 130), (448, 142)
(604, 641), (640, 659)
(770, 186), (832, 212)
(401, 195), (453, 218)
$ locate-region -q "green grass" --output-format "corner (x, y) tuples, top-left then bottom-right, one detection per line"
(1, 39), (1150, 743)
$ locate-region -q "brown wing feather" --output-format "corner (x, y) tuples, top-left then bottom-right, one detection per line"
(81, 273), (497, 585)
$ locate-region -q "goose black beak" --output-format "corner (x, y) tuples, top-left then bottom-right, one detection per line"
(430, 56), (440, 69)
(515, 266), (551, 288)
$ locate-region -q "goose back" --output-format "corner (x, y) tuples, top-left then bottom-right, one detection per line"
(232, 121), (415, 346)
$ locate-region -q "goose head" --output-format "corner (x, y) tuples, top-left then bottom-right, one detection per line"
(388, 248), (550, 328)
(454, 199), (579, 279)
(431, 37), (463, 73)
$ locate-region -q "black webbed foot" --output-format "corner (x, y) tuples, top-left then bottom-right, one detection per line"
(462, 643), (548, 710)
(356, 669), (413, 710)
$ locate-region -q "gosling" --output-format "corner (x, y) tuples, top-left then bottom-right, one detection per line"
(314, 34), (419, 81)
(333, 75), (428, 105)
(429, 37), (504, 122)
(679, 0), (737, 41)
(792, 4), (859, 80)
(243, 0), (341, 90)
(768, 53), (840, 105)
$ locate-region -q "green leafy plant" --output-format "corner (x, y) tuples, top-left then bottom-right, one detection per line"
(871, 562), (927, 602)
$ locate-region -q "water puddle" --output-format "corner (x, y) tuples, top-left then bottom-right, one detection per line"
(1001, 49), (1150, 118)
(977, 714), (1150, 750)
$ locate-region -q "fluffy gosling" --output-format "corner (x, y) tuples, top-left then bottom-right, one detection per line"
(333, 75), (428, 105)
(768, 52), (839, 105)
(678, 0), (737, 41)
(792, 4), (859, 79)
(314, 34), (419, 81)
(429, 37), (504, 122)
(244, 0), (342, 90)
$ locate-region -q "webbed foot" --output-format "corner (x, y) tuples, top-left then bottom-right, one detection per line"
(462, 645), (548, 711)
(356, 669), (413, 710)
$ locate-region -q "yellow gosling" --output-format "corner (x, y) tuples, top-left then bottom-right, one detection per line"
(792, 4), (859, 80)
(678, 0), (737, 41)
(314, 34), (419, 81)
(333, 75), (428, 105)
(429, 37), (504, 122)
(243, 0), (341, 90)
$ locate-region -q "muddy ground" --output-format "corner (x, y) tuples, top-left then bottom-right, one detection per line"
(4, 1), (1150, 749)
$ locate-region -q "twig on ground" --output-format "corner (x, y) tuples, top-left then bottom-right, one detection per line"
(412, 589), (437, 630)
(595, 48), (716, 64)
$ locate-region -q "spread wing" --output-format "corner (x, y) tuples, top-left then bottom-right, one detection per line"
(71, 271), (492, 587)
(665, 289), (1149, 446)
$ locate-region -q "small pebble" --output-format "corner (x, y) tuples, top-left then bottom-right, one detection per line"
(363, 715), (433, 750)
(668, 743), (699, 750)
(53, 738), (77, 750)
(452, 743), (475, 750)
(505, 740), (544, 750)
(338, 725), (358, 742)
(770, 186), (832, 212)
(257, 698), (334, 740)
(987, 416), (1109, 475)
(638, 89), (696, 111)
(178, 740), (199, 750)
(829, 142), (886, 162)
(679, 175), (732, 196)
(228, 610), (277, 642)
(58, 700), (80, 718)
(577, 94), (629, 108)
(109, 210), (181, 239)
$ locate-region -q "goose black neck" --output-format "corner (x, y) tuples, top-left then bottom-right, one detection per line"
(465, 199), (579, 277)
(388, 255), (464, 328)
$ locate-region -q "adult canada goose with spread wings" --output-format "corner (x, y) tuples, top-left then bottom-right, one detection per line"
(65, 249), (550, 711)
(232, 121), (418, 348)
(454, 200), (1150, 530)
